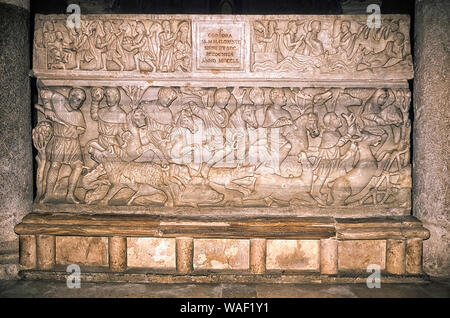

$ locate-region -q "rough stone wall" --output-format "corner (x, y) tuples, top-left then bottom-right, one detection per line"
(0, 0), (32, 244)
(413, 0), (450, 277)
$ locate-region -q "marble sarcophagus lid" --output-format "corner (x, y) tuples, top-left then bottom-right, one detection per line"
(15, 14), (428, 282)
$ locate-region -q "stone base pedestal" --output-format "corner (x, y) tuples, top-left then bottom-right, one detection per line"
(15, 212), (430, 283)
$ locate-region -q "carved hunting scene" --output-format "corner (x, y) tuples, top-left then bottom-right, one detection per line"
(33, 85), (412, 209)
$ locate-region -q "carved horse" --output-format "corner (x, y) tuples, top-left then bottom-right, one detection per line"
(284, 112), (320, 156)
(328, 131), (382, 205)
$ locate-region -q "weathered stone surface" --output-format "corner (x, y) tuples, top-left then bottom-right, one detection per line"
(338, 240), (386, 271)
(176, 237), (194, 273)
(127, 237), (175, 268)
(0, 1), (32, 244)
(108, 236), (127, 272)
(266, 240), (320, 271)
(320, 238), (338, 274)
(36, 235), (55, 270)
(386, 239), (406, 274)
(33, 14), (413, 81)
(193, 239), (249, 270)
(413, 0), (450, 277)
(55, 236), (108, 266)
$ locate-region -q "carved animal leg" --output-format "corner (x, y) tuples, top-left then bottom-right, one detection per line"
(160, 185), (174, 208)
(99, 183), (127, 205)
(127, 184), (160, 206)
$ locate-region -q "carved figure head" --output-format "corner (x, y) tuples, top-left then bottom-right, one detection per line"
(40, 89), (53, 106)
(287, 21), (297, 34)
(268, 21), (277, 35)
(43, 21), (54, 32)
(136, 21), (145, 35)
(249, 88), (265, 106)
(68, 88), (86, 110)
(341, 21), (351, 33)
(374, 89), (388, 106)
(176, 108), (196, 133)
(131, 108), (147, 128)
(162, 20), (171, 32)
(158, 87), (178, 107)
(269, 88), (287, 106)
(323, 112), (343, 131)
(394, 32), (405, 45)
(310, 21), (321, 33)
(105, 87), (121, 107)
(214, 88), (231, 109)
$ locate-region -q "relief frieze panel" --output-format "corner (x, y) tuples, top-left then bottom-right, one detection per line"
(32, 85), (412, 210)
(251, 16), (413, 77)
(34, 16), (192, 73)
(33, 14), (413, 81)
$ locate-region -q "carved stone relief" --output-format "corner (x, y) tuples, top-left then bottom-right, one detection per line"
(33, 15), (413, 81)
(34, 16), (191, 72)
(251, 17), (413, 76)
(32, 85), (412, 209)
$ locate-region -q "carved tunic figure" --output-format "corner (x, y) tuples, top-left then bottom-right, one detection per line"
(174, 21), (191, 72)
(131, 22), (157, 72)
(140, 87), (177, 157)
(158, 21), (176, 72)
(91, 87), (127, 149)
(261, 88), (293, 174)
(42, 88), (87, 204)
(96, 21), (124, 71)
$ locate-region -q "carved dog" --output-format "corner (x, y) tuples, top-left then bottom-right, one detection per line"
(243, 152), (316, 206)
(89, 147), (174, 207)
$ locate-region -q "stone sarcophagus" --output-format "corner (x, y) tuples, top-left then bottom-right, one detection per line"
(15, 14), (429, 283)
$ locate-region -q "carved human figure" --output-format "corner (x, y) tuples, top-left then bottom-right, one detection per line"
(359, 88), (390, 136)
(43, 21), (70, 69)
(173, 21), (191, 72)
(96, 21), (124, 71)
(279, 21), (302, 58)
(42, 88), (87, 204)
(90, 87), (127, 149)
(69, 24), (94, 70)
(261, 88), (293, 174)
(254, 21), (278, 53)
(357, 32), (408, 71)
(332, 20), (358, 59)
(298, 20), (324, 57)
(139, 87), (177, 158)
(189, 88), (232, 179)
(130, 21), (157, 72)
(158, 20), (176, 72)
(116, 108), (168, 164)
(311, 112), (356, 204)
